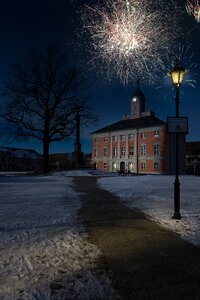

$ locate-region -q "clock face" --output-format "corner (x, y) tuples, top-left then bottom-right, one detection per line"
(132, 97), (137, 102)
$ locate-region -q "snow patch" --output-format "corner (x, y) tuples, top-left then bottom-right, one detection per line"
(98, 175), (200, 247)
(0, 175), (118, 299)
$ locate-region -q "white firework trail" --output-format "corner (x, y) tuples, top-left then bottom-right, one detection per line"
(186, 0), (200, 23)
(80, 0), (183, 85)
(170, 44), (198, 88)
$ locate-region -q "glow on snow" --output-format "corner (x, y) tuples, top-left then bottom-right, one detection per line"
(81, 0), (182, 85)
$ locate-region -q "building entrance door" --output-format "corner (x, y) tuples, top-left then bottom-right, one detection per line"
(120, 161), (125, 174)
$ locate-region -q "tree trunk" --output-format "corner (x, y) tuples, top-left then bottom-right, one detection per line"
(43, 139), (50, 173)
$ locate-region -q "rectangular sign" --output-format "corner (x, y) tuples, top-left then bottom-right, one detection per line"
(167, 117), (188, 134)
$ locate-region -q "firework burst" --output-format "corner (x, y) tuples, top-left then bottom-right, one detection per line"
(169, 44), (198, 88)
(186, 0), (200, 23)
(81, 0), (183, 85)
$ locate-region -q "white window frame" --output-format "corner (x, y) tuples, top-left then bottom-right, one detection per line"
(121, 147), (126, 156)
(103, 162), (108, 170)
(121, 135), (126, 141)
(129, 146), (134, 155)
(113, 136), (117, 142)
(154, 130), (159, 138)
(141, 144), (146, 156)
(103, 147), (108, 157)
(153, 144), (159, 155)
(113, 147), (117, 156)
(94, 148), (98, 157)
(154, 161), (160, 170)
(141, 132), (146, 139)
(129, 134), (134, 140)
(141, 162), (146, 170)
(103, 136), (108, 142)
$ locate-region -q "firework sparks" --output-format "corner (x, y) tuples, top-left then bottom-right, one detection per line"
(81, 0), (182, 85)
(170, 44), (198, 88)
(186, 0), (200, 22)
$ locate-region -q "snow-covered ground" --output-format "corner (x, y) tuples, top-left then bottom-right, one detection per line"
(98, 175), (200, 247)
(0, 174), (118, 299)
(1, 171), (200, 299)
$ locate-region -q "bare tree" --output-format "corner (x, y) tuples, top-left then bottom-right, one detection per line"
(1, 44), (95, 173)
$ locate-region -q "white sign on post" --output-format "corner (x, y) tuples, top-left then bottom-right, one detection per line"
(167, 117), (188, 134)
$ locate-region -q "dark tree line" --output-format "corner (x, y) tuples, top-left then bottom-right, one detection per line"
(0, 44), (96, 173)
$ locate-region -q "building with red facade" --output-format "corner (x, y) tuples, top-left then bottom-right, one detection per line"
(91, 87), (185, 174)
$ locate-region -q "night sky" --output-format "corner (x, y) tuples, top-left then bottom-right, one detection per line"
(0, 0), (200, 154)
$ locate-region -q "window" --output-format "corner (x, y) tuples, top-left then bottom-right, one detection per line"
(103, 136), (108, 142)
(121, 135), (125, 141)
(153, 144), (159, 155)
(103, 162), (108, 170)
(141, 162), (146, 170)
(113, 147), (117, 156)
(141, 132), (146, 139)
(154, 130), (159, 138)
(141, 144), (146, 156)
(129, 134), (134, 140)
(121, 147), (126, 156)
(94, 148), (98, 157)
(113, 162), (117, 170)
(129, 146), (134, 155)
(129, 162), (134, 170)
(113, 136), (117, 142)
(154, 162), (160, 170)
(94, 137), (98, 143)
(103, 147), (108, 157)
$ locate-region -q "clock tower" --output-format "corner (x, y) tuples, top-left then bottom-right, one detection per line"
(131, 82), (146, 118)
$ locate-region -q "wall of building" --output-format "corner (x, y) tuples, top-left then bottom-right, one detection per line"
(92, 125), (170, 174)
(0, 148), (42, 171)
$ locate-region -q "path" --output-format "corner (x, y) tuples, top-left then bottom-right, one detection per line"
(74, 176), (200, 300)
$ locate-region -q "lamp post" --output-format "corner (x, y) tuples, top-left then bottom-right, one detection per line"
(168, 61), (187, 220)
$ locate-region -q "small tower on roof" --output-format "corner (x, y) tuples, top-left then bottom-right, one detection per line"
(131, 79), (146, 118)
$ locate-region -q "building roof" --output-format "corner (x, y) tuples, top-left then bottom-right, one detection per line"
(0, 147), (41, 159)
(91, 115), (166, 134)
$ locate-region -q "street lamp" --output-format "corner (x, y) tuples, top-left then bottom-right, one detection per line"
(168, 61), (187, 219)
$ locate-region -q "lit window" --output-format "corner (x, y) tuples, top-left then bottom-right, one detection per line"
(141, 162), (146, 170)
(94, 137), (98, 143)
(141, 132), (146, 139)
(104, 147), (108, 156)
(103, 162), (107, 170)
(113, 136), (117, 142)
(154, 130), (159, 138)
(113, 147), (117, 156)
(94, 148), (98, 157)
(154, 162), (160, 170)
(153, 144), (159, 155)
(129, 162), (134, 170)
(113, 162), (117, 169)
(141, 145), (146, 156)
(129, 134), (134, 140)
(121, 147), (126, 156)
(129, 147), (134, 155)
(121, 135), (125, 141)
(103, 136), (108, 142)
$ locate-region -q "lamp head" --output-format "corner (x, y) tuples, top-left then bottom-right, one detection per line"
(168, 61), (187, 87)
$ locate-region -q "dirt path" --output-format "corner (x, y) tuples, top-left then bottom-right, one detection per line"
(73, 176), (200, 300)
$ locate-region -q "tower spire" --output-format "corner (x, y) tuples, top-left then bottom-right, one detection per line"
(131, 80), (146, 118)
